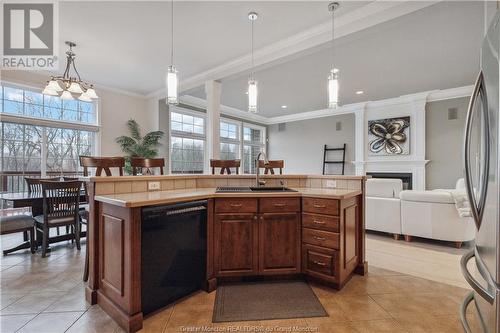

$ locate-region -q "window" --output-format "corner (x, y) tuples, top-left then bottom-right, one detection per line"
(243, 124), (266, 174)
(220, 119), (240, 161)
(170, 107), (205, 174)
(0, 84), (97, 193)
(218, 119), (266, 174)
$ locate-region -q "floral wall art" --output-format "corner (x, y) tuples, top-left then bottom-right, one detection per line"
(368, 116), (410, 156)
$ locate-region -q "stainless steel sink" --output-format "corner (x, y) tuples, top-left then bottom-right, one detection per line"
(215, 186), (297, 193)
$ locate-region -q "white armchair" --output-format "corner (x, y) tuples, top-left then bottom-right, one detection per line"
(365, 179), (403, 239)
(400, 178), (476, 248)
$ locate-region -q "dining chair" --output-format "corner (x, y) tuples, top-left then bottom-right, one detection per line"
(131, 157), (165, 175)
(34, 180), (82, 257)
(258, 160), (284, 175)
(25, 177), (62, 235)
(78, 155), (124, 281)
(210, 159), (241, 175)
(0, 214), (36, 255)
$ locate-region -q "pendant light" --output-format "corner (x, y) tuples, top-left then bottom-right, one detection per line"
(42, 41), (99, 101)
(248, 12), (258, 113)
(328, 2), (340, 109)
(166, 0), (179, 105)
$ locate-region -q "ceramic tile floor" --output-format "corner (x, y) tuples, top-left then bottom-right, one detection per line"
(0, 232), (480, 333)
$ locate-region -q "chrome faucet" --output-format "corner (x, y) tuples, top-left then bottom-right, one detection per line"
(255, 152), (268, 187)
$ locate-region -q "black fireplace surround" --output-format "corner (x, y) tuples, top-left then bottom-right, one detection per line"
(366, 172), (413, 190)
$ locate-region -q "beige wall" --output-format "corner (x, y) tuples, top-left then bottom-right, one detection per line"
(425, 97), (469, 189)
(0, 70), (156, 156)
(267, 113), (355, 175)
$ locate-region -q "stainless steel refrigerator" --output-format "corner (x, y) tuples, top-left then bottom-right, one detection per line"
(460, 10), (500, 333)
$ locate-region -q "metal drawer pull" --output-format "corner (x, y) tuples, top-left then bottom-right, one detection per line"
(230, 203), (242, 207)
(312, 261), (327, 266)
(313, 204), (326, 208)
(313, 236), (326, 241)
(273, 203), (287, 207)
(313, 220), (326, 224)
(459, 291), (475, 333)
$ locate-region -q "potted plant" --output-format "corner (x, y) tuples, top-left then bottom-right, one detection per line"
(116, 119), (164, 175)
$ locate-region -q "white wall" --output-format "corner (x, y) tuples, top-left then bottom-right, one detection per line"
(0, 70), (155, 156)
(425, 97), (469, 189)
(268, 114), (355, 175)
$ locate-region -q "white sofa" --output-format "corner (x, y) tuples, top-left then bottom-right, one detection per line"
(400, 179), (476, 247)
(365, 179), (403, 239)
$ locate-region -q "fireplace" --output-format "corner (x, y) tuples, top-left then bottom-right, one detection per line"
(366, 172), (413, 190)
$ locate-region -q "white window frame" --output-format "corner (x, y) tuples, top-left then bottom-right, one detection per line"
(217, 117), (266, 174)
(0, 81), (100, 177)
(219, 117), (241, 161)
(169, 105), (207, 174)
(242, 122), (267, 174)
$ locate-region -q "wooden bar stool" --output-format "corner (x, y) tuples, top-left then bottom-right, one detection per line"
(258, 160), (284, 175)
(131, 157), (165, 175)
(210, 159), (240, 175)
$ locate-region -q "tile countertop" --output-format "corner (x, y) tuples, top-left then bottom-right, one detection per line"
(86, 174), (368, 182)
(94, 187), (363, 208)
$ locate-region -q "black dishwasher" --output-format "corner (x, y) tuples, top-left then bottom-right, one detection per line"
(141, 200), (207, 315)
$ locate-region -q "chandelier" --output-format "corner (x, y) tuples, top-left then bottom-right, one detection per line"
(42, 41), (98, 102)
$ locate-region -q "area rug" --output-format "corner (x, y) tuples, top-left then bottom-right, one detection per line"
(212, 280), (328, 322)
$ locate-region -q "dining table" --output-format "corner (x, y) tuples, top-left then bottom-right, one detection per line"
(1, 191), (88, 253)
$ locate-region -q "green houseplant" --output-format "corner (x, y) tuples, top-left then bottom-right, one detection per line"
(116, 119), (164, 174)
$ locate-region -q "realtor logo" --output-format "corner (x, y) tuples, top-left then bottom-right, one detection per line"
(2, 1), (59, 70)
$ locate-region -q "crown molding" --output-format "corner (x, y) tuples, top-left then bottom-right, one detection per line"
(178, 85), (473, 126)
(147, 0), (441, 99)
(180, 95), (270, 125)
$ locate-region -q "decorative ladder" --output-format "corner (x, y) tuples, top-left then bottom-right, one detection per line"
(322, 143), (346, 175)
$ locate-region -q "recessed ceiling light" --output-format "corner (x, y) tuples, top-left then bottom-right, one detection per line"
(245, 91), (248, 95)
(355, 90), (364, 95)
(281, 105), (287, 109)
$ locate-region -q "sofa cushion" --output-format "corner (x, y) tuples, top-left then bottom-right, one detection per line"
(366, 179), (403, 198)
(400, 190), (455, 204)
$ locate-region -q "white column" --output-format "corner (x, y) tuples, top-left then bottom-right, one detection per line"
(205, 80), (221, 173)
(353, 104), (367, 175)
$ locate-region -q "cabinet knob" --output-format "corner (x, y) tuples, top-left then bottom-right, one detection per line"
(253, 215), (258, 220)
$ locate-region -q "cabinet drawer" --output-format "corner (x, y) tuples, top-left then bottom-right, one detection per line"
(302, 213), (339, 232)
(259, 197), (300, 213)
(303, 198), (339, 216)
(302, 228), (339, 249)
(215, 198), (258, 213)
(305, 249), (336, 276)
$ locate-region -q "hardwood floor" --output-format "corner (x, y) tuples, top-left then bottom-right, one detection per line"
(366, 232), (472, 288)
(1, 232), (479, 333)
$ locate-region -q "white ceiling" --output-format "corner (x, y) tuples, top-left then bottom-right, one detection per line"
(187, 1), (485, 117)
(55, 1), (369, 95)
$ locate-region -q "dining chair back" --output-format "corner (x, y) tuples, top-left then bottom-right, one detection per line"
(25, 177), (60, 194)
(131, 157), (165, 175)
(41, 180), (82, 222)
(210, 159), (240, 175)
(258, 160), (284, 175)
(35, 180), (83, 257)
(79, 156), (125, 176)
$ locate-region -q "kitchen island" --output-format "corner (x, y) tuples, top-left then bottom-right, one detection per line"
(84, 175), (367, 333)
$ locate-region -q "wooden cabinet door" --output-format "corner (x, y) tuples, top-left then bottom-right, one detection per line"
(259, 212), (301, 274)
(214, 213), (259, 276)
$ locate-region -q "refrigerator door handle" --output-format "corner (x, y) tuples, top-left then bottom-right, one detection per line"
(463, 70), (490, 230)
(460, 291), (475, 333)
(461, 249), (496, 304)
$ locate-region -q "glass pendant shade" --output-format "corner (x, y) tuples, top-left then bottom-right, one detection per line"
(248, 79), (258, 113)
(78, 92), (92, 102)
(60, 90), (74, 100)
(166, 65), (179, 105)
(48, 80), (63, 92)
(68, 82), (84, 94)
(42, 86), (59, 96)
(86, 87), (98, 99)
(328, 68), (339, 109)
